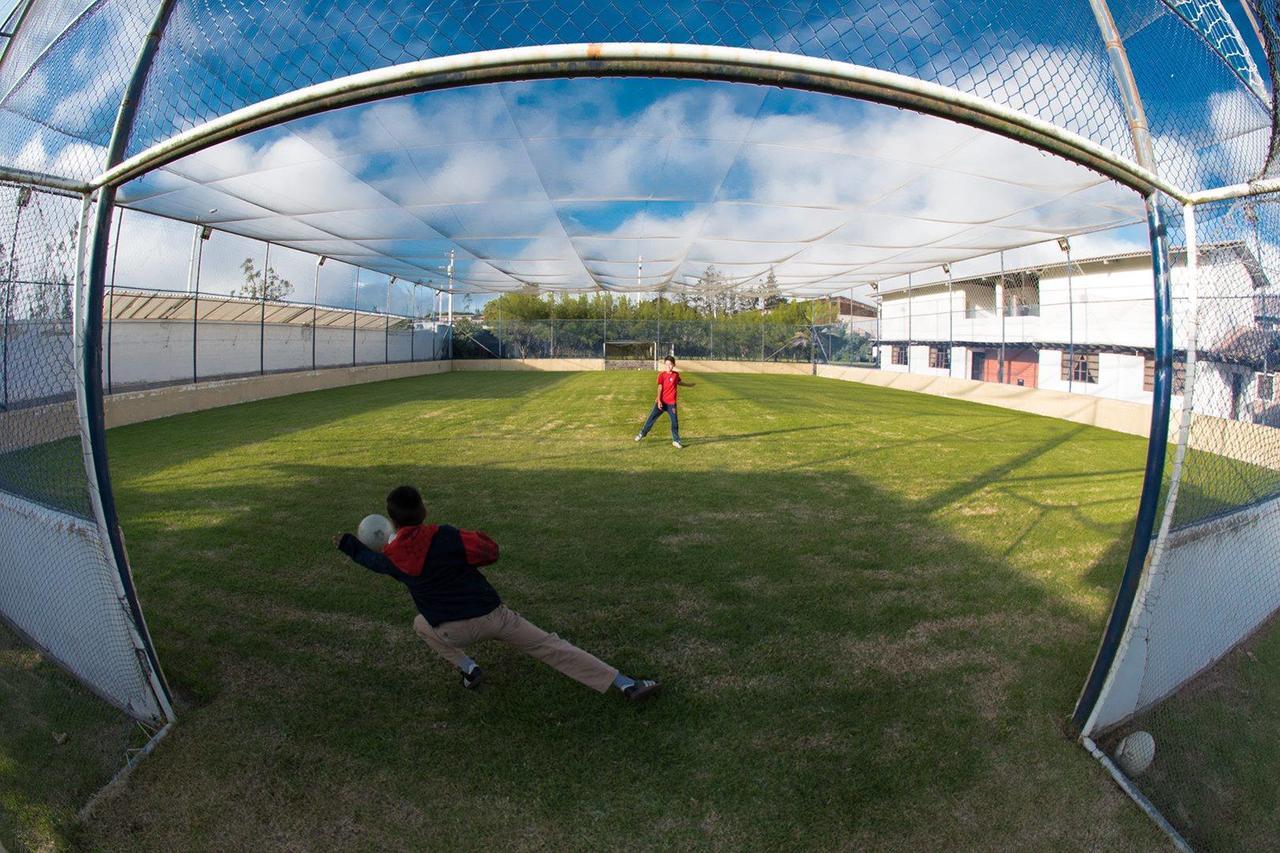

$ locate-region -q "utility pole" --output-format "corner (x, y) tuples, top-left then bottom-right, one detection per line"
(447, 250), (454, 359)
(312, 255), (325, 371)
(997, 251), (1006, 384)
(1060, 237), (1074, 393)
(943, 263), (953, 377)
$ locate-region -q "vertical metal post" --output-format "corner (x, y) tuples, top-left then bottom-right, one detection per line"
(1066, 242), (1075, 393)
(1, 188), (28, 408)
(447, 250), (454, 360)
(760, 316), (765, 362)
(259, 242), (269, 375)
(602, 288), (608, 358)
(312, 256), (323, 371)
(385, 276), (392, 364)
(657, 288), (661, 355)
(945, 264), (953, 377)
(81, 0), (181, 724)
(1073, 195), (1175, 733)
(997, 253), (1006, 384)
(192, 226), (206, 384)
(498, 296), (503, 358)
(106, 205), (122, 394)
(410, 283), (418, 362)
(352, 267), (359, 366)
(907, 273), (913, 373)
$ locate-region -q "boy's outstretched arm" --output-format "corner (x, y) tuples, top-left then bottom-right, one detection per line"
(333, 533), (408, 579)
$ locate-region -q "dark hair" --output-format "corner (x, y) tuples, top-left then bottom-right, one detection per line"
(386, 485), (427, 527)
(664, 355), (676, 366)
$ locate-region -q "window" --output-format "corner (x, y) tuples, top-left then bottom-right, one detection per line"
(892, 344), (908, 366)
(1061, 352), (1099, 384)
(1258, 373), (1276, 402)
(928, 345), (951, 370)
(1143, 357), (1187, 394)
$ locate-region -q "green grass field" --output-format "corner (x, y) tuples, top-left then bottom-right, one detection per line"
(8, 370), (1175, 850)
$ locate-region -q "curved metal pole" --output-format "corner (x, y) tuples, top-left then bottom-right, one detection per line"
(1069, 0), (1176, 736)
(90, 44), (1183, 202)
(1072, 196), (1174, 733)
(82, 0), (178, 722)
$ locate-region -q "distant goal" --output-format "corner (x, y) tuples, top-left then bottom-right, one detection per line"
(604, 340), (657, 370)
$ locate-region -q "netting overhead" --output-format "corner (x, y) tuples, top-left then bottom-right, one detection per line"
(113, 79), (1148, 295)
(0, 0), (1273, 196)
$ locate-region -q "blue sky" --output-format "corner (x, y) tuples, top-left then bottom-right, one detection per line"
(0, 0), (1273, 305)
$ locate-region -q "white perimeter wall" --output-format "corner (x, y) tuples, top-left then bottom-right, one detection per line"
(1088, 492), (1280, 732)
(103, 320), (444, 388)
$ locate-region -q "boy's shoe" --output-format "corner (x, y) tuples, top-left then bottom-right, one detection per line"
(634, 434), (643, 441)
(461, 666), (483, 690)
(623, 679), (661, 703)
(672, 440), (683, 449)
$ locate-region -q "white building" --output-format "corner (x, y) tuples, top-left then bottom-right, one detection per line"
(873, 244), (1280, 424)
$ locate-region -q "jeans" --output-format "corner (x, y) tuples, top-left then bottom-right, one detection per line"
(640, 402), (679, 442)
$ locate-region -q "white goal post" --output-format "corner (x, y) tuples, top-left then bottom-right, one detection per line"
(604, 340), (657, 370)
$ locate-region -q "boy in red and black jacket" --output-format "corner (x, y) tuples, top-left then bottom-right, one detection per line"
(335, 486), (660, 701)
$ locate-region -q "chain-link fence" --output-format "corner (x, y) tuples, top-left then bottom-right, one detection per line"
(0, 0), (1278, 847)
(1081, 195), (1280, 851)
(0, 183), (169, 724)
(98, 208), (449, 393)
(453, 314), (876, 365)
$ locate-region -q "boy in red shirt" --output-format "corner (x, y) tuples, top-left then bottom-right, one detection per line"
(634, 355), (694, 448)
(335, 486), (660, 702)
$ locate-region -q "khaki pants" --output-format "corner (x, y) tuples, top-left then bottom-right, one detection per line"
(412, 605), (618, 693)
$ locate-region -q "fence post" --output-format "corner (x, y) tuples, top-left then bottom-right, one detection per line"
(192, 225), (207, 384)
(498, 297), (502, 358)
(2, 187), (29, 408)
(385, 276), (393, 364)
(352, 267), (359, 366)
(410, 283), (417, 362)
(259, 242), (270, 375)
(107, 205), (122, 393)
(312, 256), (324, 371)
(1064, 239), (1075, 393)
(998, 251), (1006, 384)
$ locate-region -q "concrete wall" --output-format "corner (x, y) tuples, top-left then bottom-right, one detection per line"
(103, 319), (444, 390)
(105, 360), (450, 428)
(815, 363), (1157, 437)
(452, 358), (603, 372)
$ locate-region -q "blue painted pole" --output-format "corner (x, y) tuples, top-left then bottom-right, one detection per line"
(1071, 196), (1175, 733)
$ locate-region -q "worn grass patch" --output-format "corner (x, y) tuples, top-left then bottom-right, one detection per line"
(11, 370), (1173, 850)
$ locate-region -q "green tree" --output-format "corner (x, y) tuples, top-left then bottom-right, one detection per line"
(234, 257), (294, 301)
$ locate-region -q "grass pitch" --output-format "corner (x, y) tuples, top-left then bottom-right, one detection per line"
(12, 370), (1172, 850)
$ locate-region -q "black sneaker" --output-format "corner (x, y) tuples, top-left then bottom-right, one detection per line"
(461, 666), (483, 689)
(623, 679), (661, 703)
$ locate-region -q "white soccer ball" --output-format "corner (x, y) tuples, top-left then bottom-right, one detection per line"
(1113, 730), (1156, 777)
(357, 514), (394, 552)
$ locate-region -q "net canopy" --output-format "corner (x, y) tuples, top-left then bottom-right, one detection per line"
(111, 79), (1149, 295)
(4, 0), (1280, 848)
(0, 0), (1272, 294)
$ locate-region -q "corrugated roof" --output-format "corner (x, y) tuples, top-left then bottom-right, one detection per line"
(105, 288), (413, 330)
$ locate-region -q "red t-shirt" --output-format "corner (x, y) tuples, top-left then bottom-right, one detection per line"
(658, 370), (680, 405)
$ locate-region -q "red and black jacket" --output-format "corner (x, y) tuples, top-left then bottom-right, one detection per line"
(338, 524), (501, 626)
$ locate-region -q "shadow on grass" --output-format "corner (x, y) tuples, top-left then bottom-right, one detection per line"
(0, 623), (141, 852)
(84, 445), (1162, 850)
